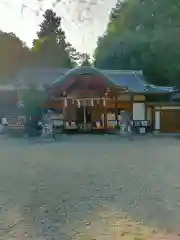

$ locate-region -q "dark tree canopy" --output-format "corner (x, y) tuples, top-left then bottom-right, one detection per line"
(94, 0), (180, 87)
(81, 53), (92, 66)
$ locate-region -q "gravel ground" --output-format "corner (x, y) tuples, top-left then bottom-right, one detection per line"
(0, 135), (180, 239)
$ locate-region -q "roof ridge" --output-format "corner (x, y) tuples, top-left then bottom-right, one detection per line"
(103, 70), (143, 74)
(132, 71), (147, 86)
(52, 66), (128, 90)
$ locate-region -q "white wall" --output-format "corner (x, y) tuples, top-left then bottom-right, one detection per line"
(155, 111), (160, 130)
(133, 103), (145, 120)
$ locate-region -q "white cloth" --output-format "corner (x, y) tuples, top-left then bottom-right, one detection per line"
(2, 118), (8, 125)
(0, 124), (4, 133)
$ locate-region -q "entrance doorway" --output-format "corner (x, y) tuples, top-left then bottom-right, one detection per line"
(161, 110), (180, 132)
(76, 107), (92, 124)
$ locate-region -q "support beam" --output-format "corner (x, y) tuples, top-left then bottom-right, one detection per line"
(115, 95), (119, 127)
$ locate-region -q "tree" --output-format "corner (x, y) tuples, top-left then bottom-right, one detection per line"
(94, 0), (180, 86)
(21, 85), (46, 118)
(32, 9), (74, 68)
(81, 53), (92, 66)
(0, 31), (31, 83)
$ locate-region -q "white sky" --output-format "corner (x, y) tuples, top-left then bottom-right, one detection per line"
(0, 0), (117, 54)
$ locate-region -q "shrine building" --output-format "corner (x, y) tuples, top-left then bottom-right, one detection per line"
(1, 66), (180, 133)
(40, 66), (179, 133)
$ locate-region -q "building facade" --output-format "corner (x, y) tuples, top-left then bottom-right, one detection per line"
(1, 66), (180, 133)
(43, 67), (178, 132)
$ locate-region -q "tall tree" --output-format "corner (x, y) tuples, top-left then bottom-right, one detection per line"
(94, 0), (180, 86)
(32, 9), (74, 68)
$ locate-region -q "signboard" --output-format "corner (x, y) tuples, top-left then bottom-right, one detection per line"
(133, 120), (150, 127)
(132, 120), (151, 134)
(118, 94), (131, 101)
(133, 95), (146, 102)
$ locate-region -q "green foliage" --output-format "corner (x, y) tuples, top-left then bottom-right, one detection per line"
(81, 53), (92, 66)
(94, 0), (180, 86)
(32, 9), (75, 68)
(0, 32), (31, 83)
(0, 8), (84, 82)
(21, 86), (46, 118)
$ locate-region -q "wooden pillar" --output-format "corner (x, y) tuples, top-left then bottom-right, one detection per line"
(115, 94), (119, 127)
(83, 100), (86, 124)
(104, 103), (107, 130)
(62, 98), (66, 120)
(130, 92), (133, 119)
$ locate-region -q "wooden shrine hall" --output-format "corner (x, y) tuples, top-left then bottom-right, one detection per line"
(42, 66), (179, 133)
(45, 67), (131, 132)
(17, 66), (178, 133)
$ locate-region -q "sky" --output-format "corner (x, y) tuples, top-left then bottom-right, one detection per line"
(0, 0), (117, 54)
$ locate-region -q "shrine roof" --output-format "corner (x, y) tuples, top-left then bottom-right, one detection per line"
(52, 66), (121, 88)
(16, 67), (176, 94)
(171, 92), (180, 100)
(52, 67), (176, 94)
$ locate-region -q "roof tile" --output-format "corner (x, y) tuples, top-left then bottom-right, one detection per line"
(17, 67), (175, 94)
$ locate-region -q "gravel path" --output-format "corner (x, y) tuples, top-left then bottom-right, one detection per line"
(0, 135), (180, 239)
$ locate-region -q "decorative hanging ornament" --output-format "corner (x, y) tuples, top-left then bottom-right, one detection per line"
(103, 99), (106, 106)
(91, 100), (94, 107)
(77, 99), (80, 108)
(62, 91), (66, 97)
(64, 98), (67, 107)
(105, 88), (110, 97)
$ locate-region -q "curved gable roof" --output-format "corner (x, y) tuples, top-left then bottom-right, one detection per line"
(17, 67), (177, 94)
(52, 66), (126, 89)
